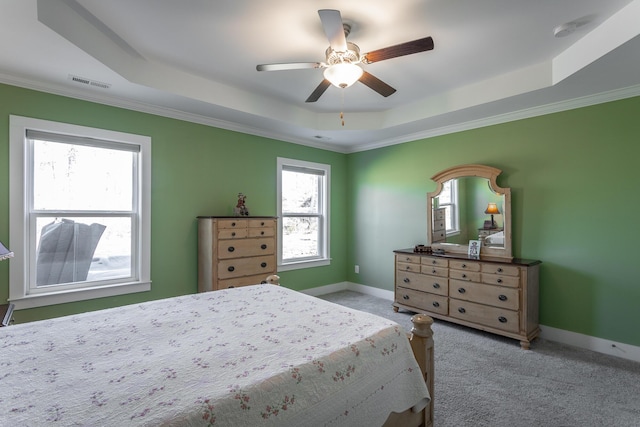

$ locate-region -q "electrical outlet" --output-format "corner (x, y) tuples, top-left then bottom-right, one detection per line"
(354, 265), (359, 274)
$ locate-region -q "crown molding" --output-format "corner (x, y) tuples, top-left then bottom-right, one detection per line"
(347, 84), (640, 153)
(2, 73), (638, 155)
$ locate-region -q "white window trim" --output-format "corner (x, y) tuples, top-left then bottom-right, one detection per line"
(9, 115), (151, 310)
(441, 179), (460, 236)
(277, 157), (330, 271)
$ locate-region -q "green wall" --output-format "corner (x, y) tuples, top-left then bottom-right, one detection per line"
(0, 83), (347, 322)
(347, 95), (640, 347)
(2, 82), (639, 348)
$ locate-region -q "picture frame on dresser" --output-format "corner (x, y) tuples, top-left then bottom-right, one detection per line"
(468, 240), (481, 259)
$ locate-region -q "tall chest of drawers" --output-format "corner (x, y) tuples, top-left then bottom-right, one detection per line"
(431, 208), (447, 243)
(198, 216), (277, 292)
(394, 249), (541, 349)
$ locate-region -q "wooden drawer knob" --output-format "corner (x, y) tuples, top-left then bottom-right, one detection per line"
(261, 262), (267, 268)
(498, 316), (507, 323)
(261, 244), (267, 250)
(404, 278), (410, 283)
(497, 278), (503, 283)
(432, 301), (440, 308)
(458, 307), (466, 314)
(498, 294), (507, 301)
(403, 295), (410, 300)
(231, 222), (237, 227)
(458, 288), (466, 294)
(227, 266), (235, 272)
(433, 283), (440, 289)
(228, 246), (235, 252)
(497, 268), (503, 273)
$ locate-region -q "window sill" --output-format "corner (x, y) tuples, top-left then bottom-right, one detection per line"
(9, 281), (151, 310)
(278, 258), (331, 272)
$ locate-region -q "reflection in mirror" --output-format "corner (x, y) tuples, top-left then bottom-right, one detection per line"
(432, 177), (504, 248)
(427, 164), (512, 260)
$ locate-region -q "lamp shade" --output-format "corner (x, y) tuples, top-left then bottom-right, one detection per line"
(0, 241), (13, 261)
(323, 63), (363, 88)
(484, 203), (500, 215)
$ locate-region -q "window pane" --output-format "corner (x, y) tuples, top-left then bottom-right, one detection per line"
(35, 217), (132, 286)
(444, 206), (453, 230)
(282, 170), (319, 214)
(33, 140), (133, 211)
(282, 216), (319, 259)
(439, 180), (452, 204)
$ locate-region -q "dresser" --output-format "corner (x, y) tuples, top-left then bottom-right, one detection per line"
(431, 208), (446, 243)
(394, 249), (540, 349)
(197, 216), (277, 292)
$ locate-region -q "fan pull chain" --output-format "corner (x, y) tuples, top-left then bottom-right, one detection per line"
(341, 89), (345, 126)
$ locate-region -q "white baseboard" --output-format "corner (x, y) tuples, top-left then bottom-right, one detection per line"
(300, 281), (351, 297)
(539, 325), (640, 363)
(301, 282), (640, 363)
(300, 281), (394, 300)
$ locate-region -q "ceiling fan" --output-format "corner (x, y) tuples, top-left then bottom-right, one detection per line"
(256, 9), (434, 103)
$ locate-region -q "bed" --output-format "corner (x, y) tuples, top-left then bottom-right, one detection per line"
(0, 284), (433, 426)
(483, 230), (504, 246)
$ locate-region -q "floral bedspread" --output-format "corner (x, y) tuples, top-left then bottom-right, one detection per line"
(0, 285), (429, 426)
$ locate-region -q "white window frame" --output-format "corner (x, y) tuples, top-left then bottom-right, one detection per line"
(440, 179), (460, 236)
(277, 157), (330, 271)
(9, 115), (151, 309)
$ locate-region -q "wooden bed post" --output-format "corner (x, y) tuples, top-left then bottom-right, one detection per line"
(383, 313), (434, 427)
(410, 314), (434, 427)
(263, 275), (280, 285)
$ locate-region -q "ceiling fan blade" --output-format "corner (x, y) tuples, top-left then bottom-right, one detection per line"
(359, 71), (396, 97)
(305, 79), (332, 103)
(257, 62), (322, 72)
(362, 36), (434, 64)
(318, 9), (347, 52)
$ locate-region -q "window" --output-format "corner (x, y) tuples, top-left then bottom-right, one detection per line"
(9, 116), (151, 309)
(438, 179), (460, 235)
(277, 158), (330, 270)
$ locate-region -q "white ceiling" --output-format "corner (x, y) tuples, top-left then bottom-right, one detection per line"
(1, 0), (639, 153)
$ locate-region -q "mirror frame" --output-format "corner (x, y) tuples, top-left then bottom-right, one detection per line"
(427, 164), (512, 260)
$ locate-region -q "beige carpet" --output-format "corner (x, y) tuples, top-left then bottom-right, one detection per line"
(319, 290), (640, 427)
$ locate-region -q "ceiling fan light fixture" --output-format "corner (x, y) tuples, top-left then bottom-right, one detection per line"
(323, 62), (363, 88)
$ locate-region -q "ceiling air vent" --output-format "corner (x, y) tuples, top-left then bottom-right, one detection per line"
(68, 74), (111, 89)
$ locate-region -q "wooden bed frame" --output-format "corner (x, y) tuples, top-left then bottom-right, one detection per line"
(383, 313), (435, 427)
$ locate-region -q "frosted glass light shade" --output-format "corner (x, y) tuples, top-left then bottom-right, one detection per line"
(323, 63), (363, 88)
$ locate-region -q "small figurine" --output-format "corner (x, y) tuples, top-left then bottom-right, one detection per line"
(234, 193), (249, 216)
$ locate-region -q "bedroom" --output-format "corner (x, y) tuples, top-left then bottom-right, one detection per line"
(0, 0), (639, 424)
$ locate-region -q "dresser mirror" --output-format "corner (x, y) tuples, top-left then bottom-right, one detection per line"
(427, 164), (512, 260)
